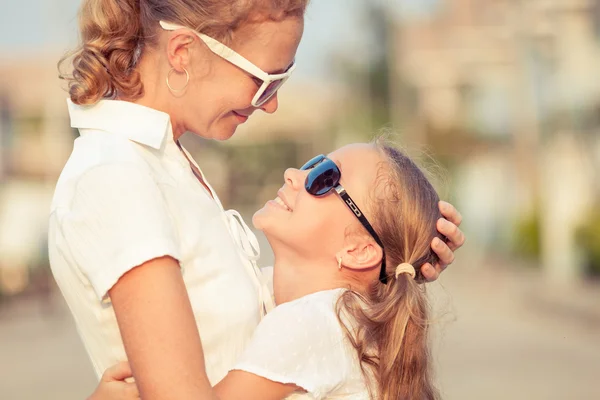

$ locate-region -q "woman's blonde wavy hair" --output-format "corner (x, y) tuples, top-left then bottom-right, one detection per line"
(336, 139), (444, 400)
(59, 0), (309, 105)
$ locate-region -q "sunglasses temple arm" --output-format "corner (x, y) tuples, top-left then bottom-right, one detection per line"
(335, 187), (385, 248)
(336, 187), (389, 284)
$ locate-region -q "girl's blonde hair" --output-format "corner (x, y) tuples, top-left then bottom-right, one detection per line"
(337, 139), (443, 400)
(59, 0), (309, 105)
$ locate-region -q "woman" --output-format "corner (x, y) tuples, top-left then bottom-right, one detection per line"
(94, 141), (448, 399)
(49, 1), (465, 399)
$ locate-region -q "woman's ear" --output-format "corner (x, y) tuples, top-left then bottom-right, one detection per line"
(166, 31), (196, 71)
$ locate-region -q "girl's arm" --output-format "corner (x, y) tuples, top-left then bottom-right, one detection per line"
(214, 371), (301, 400)
(91, 368), (302, 400)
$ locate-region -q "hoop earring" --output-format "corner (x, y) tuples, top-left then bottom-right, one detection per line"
(338, 257), (342, 271)
(166, 67), (189, 93)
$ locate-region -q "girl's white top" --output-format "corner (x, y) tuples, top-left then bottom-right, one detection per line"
(48, 99), (273, 383)
(234, 289), (372, 399)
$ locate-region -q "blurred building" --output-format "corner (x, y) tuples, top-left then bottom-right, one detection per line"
(389, 0), (600, 282)
(395, 0), (600, 134)
(0, 56), (71, 295)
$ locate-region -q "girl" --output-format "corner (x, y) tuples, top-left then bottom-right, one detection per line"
(93, 140), (447, 399)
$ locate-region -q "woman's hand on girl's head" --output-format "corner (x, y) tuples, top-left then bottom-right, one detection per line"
(88, 361), (139, 400)
(421, 200), (465, 281)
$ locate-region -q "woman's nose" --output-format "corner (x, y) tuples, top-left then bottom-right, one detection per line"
(259, 92), (279, 114)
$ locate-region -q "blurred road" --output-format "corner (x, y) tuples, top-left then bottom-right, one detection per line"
(430, 255), (600, 399)
(1, 252), (599, 400)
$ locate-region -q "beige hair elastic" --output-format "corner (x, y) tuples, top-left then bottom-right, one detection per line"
(395, 263), (416, 279)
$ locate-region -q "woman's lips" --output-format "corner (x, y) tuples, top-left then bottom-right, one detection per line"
(233, 111), (248, 123)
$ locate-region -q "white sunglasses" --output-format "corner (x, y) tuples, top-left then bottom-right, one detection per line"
(159, 21), (296, 107)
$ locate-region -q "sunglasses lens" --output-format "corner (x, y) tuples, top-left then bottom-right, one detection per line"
(300, 155), (325, 171)
(305, 160), (340, 196)
(256, 78), (286, 106)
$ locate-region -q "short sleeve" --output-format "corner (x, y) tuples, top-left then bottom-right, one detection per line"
(57, 163), (181, 301)
(233, 291), (349, 399)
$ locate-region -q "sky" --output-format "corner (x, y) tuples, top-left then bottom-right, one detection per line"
(0, 0), (439, 80)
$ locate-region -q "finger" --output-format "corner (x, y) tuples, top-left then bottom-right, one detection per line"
(420, 263), (440, 282)
(439, 201), (462, 226)
(102, 361), (133, 382)
(432, 236), (455, 266)
(437, 218), (465, 251)
(125, 382), (140, 399)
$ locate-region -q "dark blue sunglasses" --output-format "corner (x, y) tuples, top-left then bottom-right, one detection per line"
(300, 155), (388, 284)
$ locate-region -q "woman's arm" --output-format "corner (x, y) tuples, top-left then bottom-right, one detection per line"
(109, 255), (218, 400)
(88, 362), (139, 400)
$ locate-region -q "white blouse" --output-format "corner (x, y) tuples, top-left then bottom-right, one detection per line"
(234, 289), (372, 399)
(48, 99), (273, 383)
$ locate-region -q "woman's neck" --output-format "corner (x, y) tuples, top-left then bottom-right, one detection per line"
(126, 52), (187, 139)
